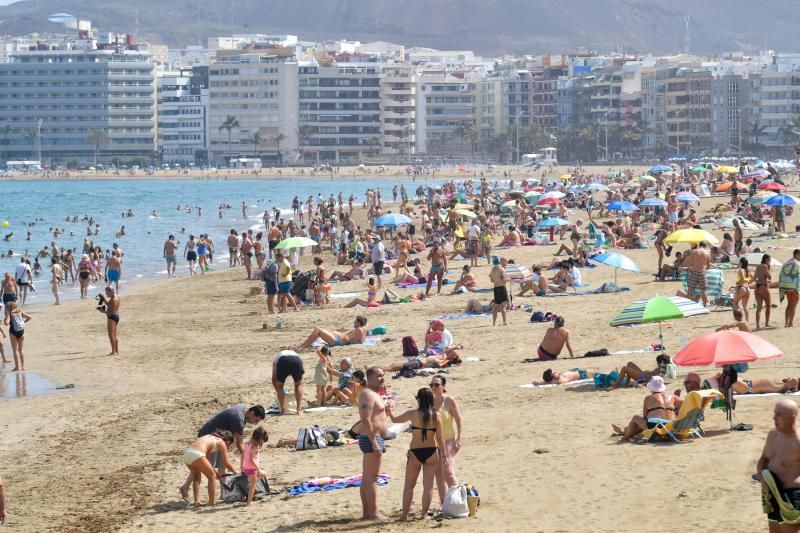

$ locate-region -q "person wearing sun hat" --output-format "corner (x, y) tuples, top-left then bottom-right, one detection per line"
(611, 376), (679, 441)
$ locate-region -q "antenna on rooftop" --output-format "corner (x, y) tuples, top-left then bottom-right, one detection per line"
(683, 15), (690, 55)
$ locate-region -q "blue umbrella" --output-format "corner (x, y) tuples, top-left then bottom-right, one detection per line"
(765, 194), (799, 207)
(592, 252), (639, 285)
(607, 200), (640, 212)
(373, 213), (413, 226)
(536, 217), (570, 228)
(649, 165), (673, 174)
(584, 183), (610, 192)
(639, 198), (667, 207)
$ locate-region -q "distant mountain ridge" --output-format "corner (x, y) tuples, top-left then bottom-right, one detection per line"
(0, 0), (795, 55)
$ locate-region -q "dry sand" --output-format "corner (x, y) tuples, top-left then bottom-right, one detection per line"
(2, 188), (800, 532)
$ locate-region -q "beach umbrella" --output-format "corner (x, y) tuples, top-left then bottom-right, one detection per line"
(274, 237), (319, 249)
(716, 217), (761, 231)
(742, 169), (770, 181)
(536, 217), (570, 228)
(455, 203), (474, 209)
(501, 199), (520, 208)
(454, 209), (477, 219)
(537, 197), (563, 206)
(639, 198), (668, 208)
(664, 228), (719, 246)
(624, 180), (641, 188)
(539, 191), (566, 200)
(611, 295), (710, 354)
(715, 182), (748, 193)
(523, 190), (541, 199)
(689, 166), (706, 173)
(764, 194), (799, 207)
(649, 165), (673, 174)
(717, 166), (740, 174)
(673, 330), (782, 366)
(374, 213), (413, 226)
(607, 200), (640, 212)
(504, 263), (531, 282)
(749, 191), (777, 205)
(759, 181), (787, 192)
(591, 252), (639, 285)
(558, 174), (572, 181)
(584, 183), (610, 192)
(637, 175), (658, 183)
(675, 192), (700, 203)
(741, 253), (781, 267)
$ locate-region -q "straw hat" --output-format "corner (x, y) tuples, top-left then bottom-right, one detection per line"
(647, 376), (666, 393)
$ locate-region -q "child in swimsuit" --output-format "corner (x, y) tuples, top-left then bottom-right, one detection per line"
(313, 346), (332, 407)
(241, 427), (269, 506)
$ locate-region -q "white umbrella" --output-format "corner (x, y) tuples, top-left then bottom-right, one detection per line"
(539, 191), (566, 200)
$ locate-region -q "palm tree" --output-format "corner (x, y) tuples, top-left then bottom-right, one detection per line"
(87, 129), (110, 165)
(297, 124), (316, 162)
(468, 128), (481, 159)
(0, 125), (11, 163)
(250, 131), (263, 158)
(22, 128), (39, 160)
(749, 119), (768, 148)
(273, 132), (285, 164)
(218, 115), (239, 162)
(453, 121), (472, 153)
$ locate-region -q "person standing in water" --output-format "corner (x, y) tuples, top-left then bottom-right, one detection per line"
(163, 235), (178, 277)
(50, 257), (63, 305)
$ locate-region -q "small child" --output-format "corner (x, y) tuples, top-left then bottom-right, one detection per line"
(325, 357), (353, 404)
(314, 346), (332, 407)
(242, 426), (269, 506)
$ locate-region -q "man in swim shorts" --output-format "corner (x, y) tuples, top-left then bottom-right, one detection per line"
(537, 315), (574, 360)
(490, 258), (509, 326)
(358, 367), (389, 520)
(682, 241), (711, 306)
(163, 235), (178, 277)
(271, 350), (305, 415)
(425, 242), (448, 297)
(535, 368), (598, 385)
(105, 250), (122, 292)
(756, 399), (800, 529)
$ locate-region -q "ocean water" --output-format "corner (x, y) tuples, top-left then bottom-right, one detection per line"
(0, 177), (442, 303)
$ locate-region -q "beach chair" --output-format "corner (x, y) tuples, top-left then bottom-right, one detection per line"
(680, 268), (725, 302)
(643, 389), (721, 443)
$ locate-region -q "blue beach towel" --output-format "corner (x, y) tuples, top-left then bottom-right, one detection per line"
(287, 474), (390, 496)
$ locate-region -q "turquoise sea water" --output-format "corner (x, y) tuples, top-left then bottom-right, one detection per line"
(0, 177), (440, 303)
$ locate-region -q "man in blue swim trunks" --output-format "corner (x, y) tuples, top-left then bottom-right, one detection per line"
(535, 368), (597, 385)
(105, 251), (122, 292)
(425, 242), (448, 297)
(358, 367), (389, 520)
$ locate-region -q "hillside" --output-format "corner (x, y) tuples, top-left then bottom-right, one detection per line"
(0, 0), (795, 55)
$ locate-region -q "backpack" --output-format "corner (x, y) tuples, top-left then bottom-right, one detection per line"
(296, 426), (327, 451)
(402, 336), (419, 357)
(529, 311), (546, 323)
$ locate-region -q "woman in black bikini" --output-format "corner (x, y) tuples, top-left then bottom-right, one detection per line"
(385, 388), (448, 521)
(611, 376), (677, 441)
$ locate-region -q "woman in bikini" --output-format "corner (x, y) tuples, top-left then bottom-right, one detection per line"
(181, 430), (237, 506)
(385, 388), (448, 521)
(77, 254), (95, 299)
(733, 256), (751, 323)
(342, 277), (380, 308)
(612, 376), (677, 441)
(754, 254), (772, 329)
(394, 233), (412, 278)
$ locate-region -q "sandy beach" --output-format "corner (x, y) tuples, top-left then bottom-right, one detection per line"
(3, 185), (800, 532)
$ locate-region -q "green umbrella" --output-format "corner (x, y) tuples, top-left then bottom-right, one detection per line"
(611, 295), (709, 354)
(689, 166), (706, 173)
(274, 237), (318, 249)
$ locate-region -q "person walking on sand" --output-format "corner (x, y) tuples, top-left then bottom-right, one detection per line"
(179, 404), (266, 501)
(184, 234), (198, 275)
(105, 250), (122, 292)
(755, 399), (800, 530)
(182, 430), (238, 507)
(14, 257), (31, 305)
(5, 302), (30, 371)
(163, 235), (178, 277)
(755, 254), (773, 329)
(99, 287), (120, 356)
(490, 258), (509, 326)
(358, 367), (389, 521)
(425, 242), (447, 297)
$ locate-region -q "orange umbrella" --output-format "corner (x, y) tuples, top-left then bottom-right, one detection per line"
(715, 182), (748, 193)
(673, 330), (782, 366)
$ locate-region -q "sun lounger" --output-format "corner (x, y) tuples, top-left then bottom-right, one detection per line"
(643, 389), (721, 443)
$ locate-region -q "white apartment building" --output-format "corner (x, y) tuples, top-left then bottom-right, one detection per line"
(207, 49), (299, 164)
(298, 61), (382, 163)
(416, 73), (478, 155)
(156, 66), (209, 164)
(380, 62), (416, 157)
(754, 67), (800, 148)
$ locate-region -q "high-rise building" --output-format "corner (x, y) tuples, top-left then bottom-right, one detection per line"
(207, 48), (299, 164)
(156, 66), (210, 164)
(298, 60), (382, 163)
(0, 29), (157, 164)
(416, 73), (478, 155)
(380, 62), (416, 158)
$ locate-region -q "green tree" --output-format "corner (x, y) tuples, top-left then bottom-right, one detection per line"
(250, 131), (263, 157)
(468, 128), (481, 159)
(453, 120), (472, 153)
(218, 115), (239, 162)
(273, 132), (285, 163)
(749, 119), (768, 148)
(87, 129), (110, 165)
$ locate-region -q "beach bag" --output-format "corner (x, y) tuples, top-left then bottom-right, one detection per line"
(442, 484), (469, 518)
(529, 311), (546, 323)
(402, 336), (419, 357)
(219, 473), (271, 502)
(296, 426), (327, 451)
(593, 370), (620, 389)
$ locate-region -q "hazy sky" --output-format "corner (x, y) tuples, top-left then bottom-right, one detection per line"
(0, 0), (23, 5)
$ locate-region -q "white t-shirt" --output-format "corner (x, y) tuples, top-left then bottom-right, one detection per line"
(467, 224), (480, 239)
(437, 329), (454, 350)
(15, 263), (31, 282)
(371, 241), (385, 262)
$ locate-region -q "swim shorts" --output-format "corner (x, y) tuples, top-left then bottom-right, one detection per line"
(165, 255), (176, 264)
(493, 285), (509, 305)
(275, 354), (304, 383)
(265, 280), (278, 295)
(688, 270), (707, 291)
(766, 478), (800, 524)
(358, 434), (385, 453)
(537, 345), (558, 361)
(278, 281), (291, 294)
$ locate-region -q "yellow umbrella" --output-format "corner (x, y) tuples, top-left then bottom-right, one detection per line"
(638, 175), (657, 183)
(558, 174), (572, 181)
(717, 166), (739, 174)
(454, 209), (477, 218)
(664, 228), (720, 246)
(455, 203), (474, 209)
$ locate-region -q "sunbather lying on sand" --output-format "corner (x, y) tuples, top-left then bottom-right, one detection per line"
(381, 351), (462, 373)
(534, 368), (598, 385)
(297, 316), (368, 351)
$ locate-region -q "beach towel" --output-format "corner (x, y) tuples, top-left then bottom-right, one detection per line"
(680, 268), (724, 299)
(329, 292), (361, 300)
(397, 279), (450, 289)
(303, 405), (353, 413)
(287, 473), (391, 496)
(311, 336), (382, 348)
(517, 378), (593, 389)
(733, 391), (800, 399)
(220, 473), (274, 502)
(436, 312), (492, 320)
(540, 283), (629, 297)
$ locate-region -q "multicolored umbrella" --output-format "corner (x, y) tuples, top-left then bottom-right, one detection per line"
(537, 197), (563, 206)
(503, 263), (531, 282)
(748, 191), (777, 205)
(539, 191), (566, 200)
(664, 228), (719, 246)
(639, 198), (668, 208)
(674, 330), (782, 366)
(611, 295), (710, 353)
(584, 183), (610, 191)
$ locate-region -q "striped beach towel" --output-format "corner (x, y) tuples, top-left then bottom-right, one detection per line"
(680, 268), (725, 299)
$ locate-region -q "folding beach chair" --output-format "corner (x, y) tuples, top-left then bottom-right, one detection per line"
(643, 389), (721, 443)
